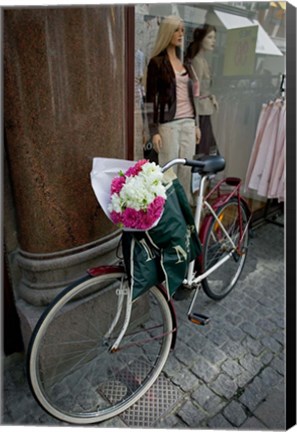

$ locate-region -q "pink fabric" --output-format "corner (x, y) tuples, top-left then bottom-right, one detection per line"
(246, 99), (285, 202)
(267, 103), (286, 200)
(193, 79), (200, 97)
(276, 161), (285, 203)
(257, 105), (282, 197)
(245, 103), (272, 190)
(174, 71), (194, 120)
(247, 103), (279, 192)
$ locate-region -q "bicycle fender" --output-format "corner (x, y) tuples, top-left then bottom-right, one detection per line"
(87, 265), (125, 277)
(199, 214), (213, 246)
(156, 284), (178, 350)
(239, 196), (252, 222)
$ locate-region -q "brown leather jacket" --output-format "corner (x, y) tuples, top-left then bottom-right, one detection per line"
(145, 50), (197, 137)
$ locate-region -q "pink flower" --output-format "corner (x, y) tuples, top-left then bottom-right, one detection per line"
(110, 211), (123, 225)
(122, 208), (141, 228)
(110, 160), (147, 196)
(139, 211), (155, 230)
(147, 197), (165, 219)
(125, 159), (147, 178)
(110, 195), (165, 230)
(111, 176), (126, 194)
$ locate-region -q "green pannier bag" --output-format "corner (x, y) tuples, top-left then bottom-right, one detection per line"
(122, 178), (202, 300)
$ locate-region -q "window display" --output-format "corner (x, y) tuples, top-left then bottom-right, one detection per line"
(134, 2), (285, 213)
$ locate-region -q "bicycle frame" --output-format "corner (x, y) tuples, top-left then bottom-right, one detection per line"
(186, 174), (251, 288)
(162, 159), (250, 288)
(88, 157), (251, 351)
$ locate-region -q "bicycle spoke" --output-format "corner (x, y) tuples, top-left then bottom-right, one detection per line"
(28, 275), (173, 423)
(202, 199), (249, 300)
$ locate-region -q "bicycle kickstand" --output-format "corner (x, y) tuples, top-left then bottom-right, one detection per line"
(187, 288), (210, 326)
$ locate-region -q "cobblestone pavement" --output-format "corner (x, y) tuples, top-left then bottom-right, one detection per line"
(1, 217), (285, 429)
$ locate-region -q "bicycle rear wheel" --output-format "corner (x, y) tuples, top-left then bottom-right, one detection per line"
(27, 270), (174, 424)
(201, 198), (249, 300)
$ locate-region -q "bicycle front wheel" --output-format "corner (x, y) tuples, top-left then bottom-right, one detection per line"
(27, 270), (174, 424)
(201, 198), (249, 300)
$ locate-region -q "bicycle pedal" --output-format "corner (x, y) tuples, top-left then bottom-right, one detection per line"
(188, 312), (210, 326)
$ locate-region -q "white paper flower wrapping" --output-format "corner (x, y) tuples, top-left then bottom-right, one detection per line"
(90, 158), (167, 231)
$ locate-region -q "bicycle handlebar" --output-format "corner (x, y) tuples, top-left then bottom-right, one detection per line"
(161, 155), (226, 175)
(161, 158), (187, 172)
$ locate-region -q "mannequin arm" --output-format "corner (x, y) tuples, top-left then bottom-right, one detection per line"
(210, 94), (219, 110)
(191, 56), (204, 82)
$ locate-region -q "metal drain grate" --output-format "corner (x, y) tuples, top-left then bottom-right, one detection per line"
(97, 359), (183, 427)
(98, 358), (151, 404)
(120, 373), (183, 427)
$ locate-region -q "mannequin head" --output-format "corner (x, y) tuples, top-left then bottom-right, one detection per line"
(201, 29), (216, 51)
(150, 15), (184, 58)
(186, 24), (217, 60)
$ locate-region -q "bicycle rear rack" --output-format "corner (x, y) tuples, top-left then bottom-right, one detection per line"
(204, 176), (242, 209)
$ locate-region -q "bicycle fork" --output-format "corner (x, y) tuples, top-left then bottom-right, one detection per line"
(104, 276), (133, 353)
(104, 279), (176, 353)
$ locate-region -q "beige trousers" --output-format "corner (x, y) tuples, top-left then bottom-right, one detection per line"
(158, 118), (196, 204)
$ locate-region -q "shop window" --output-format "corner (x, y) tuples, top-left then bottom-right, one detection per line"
(134, 2), (285, 216)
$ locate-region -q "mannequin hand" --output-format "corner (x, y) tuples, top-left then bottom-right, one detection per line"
(212, 95), (219, 110)
(152, 134), (162, 153)
(196, 127), (201, 144)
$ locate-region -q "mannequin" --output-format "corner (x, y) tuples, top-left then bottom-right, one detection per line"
(146, 15), (201, 203)
(186, 24), (219, 156)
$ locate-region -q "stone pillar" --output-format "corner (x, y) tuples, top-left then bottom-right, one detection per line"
(4, 6), (129, 346)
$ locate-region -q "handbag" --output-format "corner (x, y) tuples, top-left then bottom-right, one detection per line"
(143, 138), (159, 164)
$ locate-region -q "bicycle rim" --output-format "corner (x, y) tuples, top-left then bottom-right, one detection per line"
(28, 272), (173, 424)
(202, 198), (249, 300)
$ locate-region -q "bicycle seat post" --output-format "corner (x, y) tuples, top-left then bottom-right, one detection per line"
(185, 174), (208, 284)
(193, 174), (208, 230)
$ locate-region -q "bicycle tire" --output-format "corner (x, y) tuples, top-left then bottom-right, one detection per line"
(27, 270), (174, 424)
(201, 198), (249, 300)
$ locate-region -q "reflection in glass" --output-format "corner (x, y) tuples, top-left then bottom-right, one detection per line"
(134, 3), (285, 211)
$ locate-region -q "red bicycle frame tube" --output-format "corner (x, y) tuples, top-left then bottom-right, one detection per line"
(87, 265), (125, 277)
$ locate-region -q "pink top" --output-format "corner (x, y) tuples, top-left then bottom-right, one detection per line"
(174, 70), (194, 120)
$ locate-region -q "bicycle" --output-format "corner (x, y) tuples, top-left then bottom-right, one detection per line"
(27, 155), (251, 424)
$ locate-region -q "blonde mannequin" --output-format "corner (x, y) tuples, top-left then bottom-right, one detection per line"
(146, 15), (200, 203)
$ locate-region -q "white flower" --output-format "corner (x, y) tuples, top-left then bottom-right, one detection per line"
(108, 160), (167, 216)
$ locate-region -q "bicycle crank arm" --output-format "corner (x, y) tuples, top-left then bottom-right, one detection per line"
(188, 312), (210, 326)
(187, 288), (210, 326)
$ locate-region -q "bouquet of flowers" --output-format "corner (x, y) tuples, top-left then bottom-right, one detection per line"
(107, 159), (167, 230)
